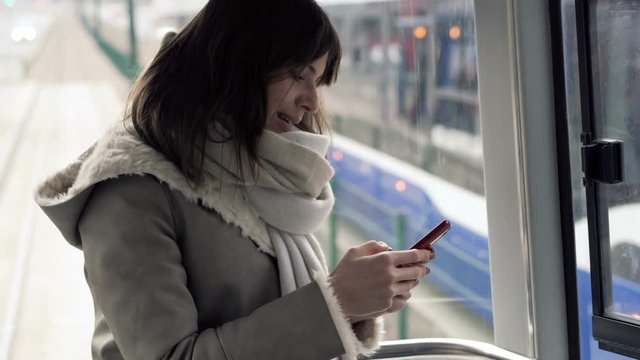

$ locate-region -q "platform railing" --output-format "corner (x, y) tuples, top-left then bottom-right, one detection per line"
(360, 338), (534, 360)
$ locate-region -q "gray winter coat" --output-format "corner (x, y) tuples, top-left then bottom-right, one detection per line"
(34, 124), (382, 360)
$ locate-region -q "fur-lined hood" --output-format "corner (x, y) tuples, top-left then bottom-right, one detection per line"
(34, 122), (297, 256)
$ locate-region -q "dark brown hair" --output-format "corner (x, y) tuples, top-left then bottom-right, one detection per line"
(127, 0), (341, 184)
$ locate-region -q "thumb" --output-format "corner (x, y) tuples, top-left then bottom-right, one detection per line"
(355, 240), (392, 256)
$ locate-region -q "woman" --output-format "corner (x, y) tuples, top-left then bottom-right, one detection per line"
(35, 0), (434, 359)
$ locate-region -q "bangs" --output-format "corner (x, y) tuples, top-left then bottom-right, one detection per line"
(276, 2), (342, 86)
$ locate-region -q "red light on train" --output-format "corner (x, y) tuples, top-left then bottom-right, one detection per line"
(395, 180), (407, 192)
(449, 25), (461, 40)
(413, 26), (428, 39)
(332, 150), (344, 161)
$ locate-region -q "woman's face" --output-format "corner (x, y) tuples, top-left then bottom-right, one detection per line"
(265, 53), (329, 133)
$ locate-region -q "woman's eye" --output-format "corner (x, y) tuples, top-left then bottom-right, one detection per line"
(295, 74), (305, 81)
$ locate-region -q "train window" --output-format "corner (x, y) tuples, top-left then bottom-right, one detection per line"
(319, 0), (492, 345)
(567, 0), (640, 358)
(589, 2), (640, 323)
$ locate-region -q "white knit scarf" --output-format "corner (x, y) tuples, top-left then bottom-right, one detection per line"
(202, 127), (334, 296)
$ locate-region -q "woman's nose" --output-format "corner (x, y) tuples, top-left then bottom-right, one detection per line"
(296, 88), (319, 113)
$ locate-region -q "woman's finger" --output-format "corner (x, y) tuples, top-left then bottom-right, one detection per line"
(427, 246), (436, 260)
(350, 240), (395, 258)
(389, 249), (433, 266)
(394, 279), (418, 294)
(394, 264), (427, 282)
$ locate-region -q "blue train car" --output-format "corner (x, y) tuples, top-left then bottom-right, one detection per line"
(329, 133), (640, 360)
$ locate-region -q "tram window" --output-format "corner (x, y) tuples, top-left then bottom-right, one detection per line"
(432, 99), (477, 134)
(590, 0), (640, 327)
(320, 0), (493, 345)
(563, 0), (640, 358)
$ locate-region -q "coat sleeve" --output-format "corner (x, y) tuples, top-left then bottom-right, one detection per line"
(78, 175), (378, 360)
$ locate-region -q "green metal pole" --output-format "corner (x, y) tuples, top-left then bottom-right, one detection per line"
(127, 0), (138, 76)
(94, 0), (101, 34)
(329, 209), (338, 271)
(396, 213), (407, 339)
(329, 179), (338, 270)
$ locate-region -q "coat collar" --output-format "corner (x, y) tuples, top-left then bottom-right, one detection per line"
(35, 122), (276, 255)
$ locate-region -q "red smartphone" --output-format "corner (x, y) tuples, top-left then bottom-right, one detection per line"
(410, 219), (451, 250)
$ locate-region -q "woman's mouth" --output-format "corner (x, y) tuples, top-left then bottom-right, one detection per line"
(275, 112), (298, 132)
(277, 111), (292, 125)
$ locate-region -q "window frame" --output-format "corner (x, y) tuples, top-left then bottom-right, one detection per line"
(474, 0), (572, 358)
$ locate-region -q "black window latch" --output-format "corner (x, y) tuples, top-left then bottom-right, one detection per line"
(581, 138), (624, 184)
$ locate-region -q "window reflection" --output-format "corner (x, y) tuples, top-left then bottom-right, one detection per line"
(564, 0), (640, 358)
(592, 0), (640, 325)
(322, 0), (483, 195)
(321, 0), (491, 344)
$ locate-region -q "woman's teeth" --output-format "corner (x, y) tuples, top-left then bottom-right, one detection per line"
(277, 112), (290, 124)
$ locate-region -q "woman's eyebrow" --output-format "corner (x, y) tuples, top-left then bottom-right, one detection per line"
(308, 65), (317, 74)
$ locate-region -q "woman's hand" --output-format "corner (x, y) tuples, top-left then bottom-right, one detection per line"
(328, 240), (434, 323)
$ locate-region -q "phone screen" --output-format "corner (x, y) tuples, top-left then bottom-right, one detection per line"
(410, 219), (451, 250)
